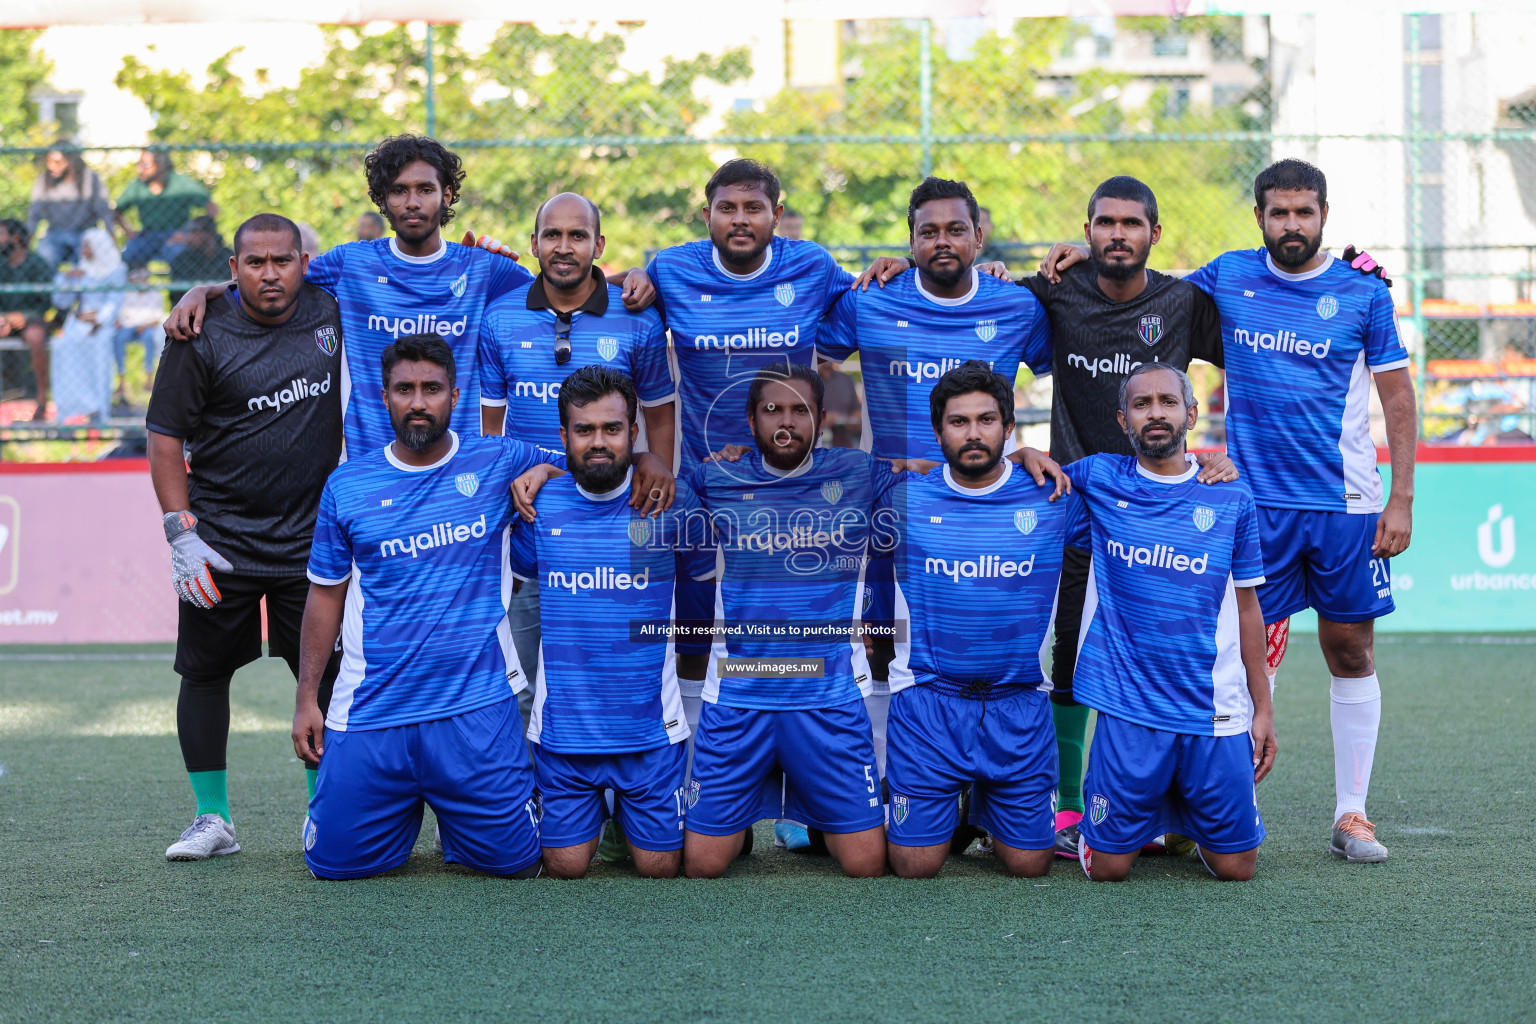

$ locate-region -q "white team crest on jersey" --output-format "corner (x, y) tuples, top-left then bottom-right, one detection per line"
(1192, 506), (1216, 532)
(596, 337), (619, 361)
(450, 272), (468, 298)
(628, 518), (654, 547)
(775, 282), (796, 307)
(974, 319), (997, 342)
(1316, 295), (1339, 320)
(455, 473), (480, 498)
(1014, 509), (1038, 535)
(820, 480), (844, 504)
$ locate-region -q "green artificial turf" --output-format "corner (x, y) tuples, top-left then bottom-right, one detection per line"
(1, 636), (1532, 1023)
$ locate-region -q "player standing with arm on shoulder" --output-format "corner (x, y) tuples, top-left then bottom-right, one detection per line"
(292, 334), (565, 879)
(1070, 363), (1276, 882)
(504, 366), (714, 879)
(1179, 160), (1414, 863)
(881, 362), (1085, 878)
(164, 135), (658, 451)
(146, 214), (343, 860)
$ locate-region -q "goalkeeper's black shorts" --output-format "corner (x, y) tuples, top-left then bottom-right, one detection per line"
(175, 573), (339, 701)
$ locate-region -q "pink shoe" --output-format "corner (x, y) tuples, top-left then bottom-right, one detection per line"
(1053, 809), (1083, 859)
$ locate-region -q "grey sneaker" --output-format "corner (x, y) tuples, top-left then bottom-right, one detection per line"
(166, 813), (240, 861)
(1331, 812), (1389, 863)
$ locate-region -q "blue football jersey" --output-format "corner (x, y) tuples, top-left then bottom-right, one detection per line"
(306, 238), (534, 451)
(306, 432), (564, 732)
(477, 281), (674, 447)
(1067, 453), (1266, 737)
(689, 447), (900, 710)
(646, 238), (854, 463)
(506, 469), (716, 754)
(1184, 249), (1408, 513)
(882, 460), (1086, 692)
(819, 268), (1053, 459)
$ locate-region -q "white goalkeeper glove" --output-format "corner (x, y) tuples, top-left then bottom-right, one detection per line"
(164, 511), (233, 609)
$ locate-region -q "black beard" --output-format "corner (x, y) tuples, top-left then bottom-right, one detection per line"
(399, 415), (447, 452)
(386, 206), (442, 245)
(1266, 232), (1322, 269)
(755, 427), (812, 472)
(1126, 420), (1187, 460)
(941, 438), (1003, 478)
(718, 233), (769, 270)
(570, 448), (631, 493)
(1093, 250), (1146, 282)
(922, 257), (969, 289)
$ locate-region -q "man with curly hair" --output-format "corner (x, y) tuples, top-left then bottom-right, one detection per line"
(164, 135), (654, 452)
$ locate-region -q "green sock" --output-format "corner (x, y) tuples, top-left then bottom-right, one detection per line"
(187, 769), (230, 823)
(1052, 703), (1091, 814)
(305, 768), (318, 802)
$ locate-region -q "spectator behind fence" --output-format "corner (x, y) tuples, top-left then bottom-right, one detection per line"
(168, 216), (233, 306)
(355, 211), (384, 241)
(976, 206), (1008, 265)
(50, 227), (125, 423)
(115, 151), (218, 268)
(115, 264), (167, 410)
(28, 141), (114, 269)
(0, 219), (58, 421)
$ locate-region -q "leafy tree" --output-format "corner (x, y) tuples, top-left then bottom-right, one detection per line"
(0, 30), (55, 219)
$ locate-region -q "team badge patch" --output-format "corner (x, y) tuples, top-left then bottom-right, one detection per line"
(1138, 314), (1163, 346)
(628, 518), (654, 547)
(596, 336), (619, 361)
(775, 282), (796, 307)
(455, 473), (480, 498)
(302, 816), (317, 852)
(1192, 506), (1215, 532)
(1089, 793), (1109, 826)
(687, 780), (701, 808)
(974, 319), (997, 342)
(861, 584), (873, 613)
(450, 272), (468, 298)
(314, 325), (339, 356)
(820, 480), (844, 504)
(892, 794), (910, 825)
(1316, 295), (1339, 320)
(1014, 509), (1038, 535)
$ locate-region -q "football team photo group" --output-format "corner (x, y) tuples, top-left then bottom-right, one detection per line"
(147, 131), (1416, 885)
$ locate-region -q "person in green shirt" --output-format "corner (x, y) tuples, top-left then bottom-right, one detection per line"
(0, 219), (58, 420)
(114, 150), (218, 267)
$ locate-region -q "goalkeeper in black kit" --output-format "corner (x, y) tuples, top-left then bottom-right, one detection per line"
(146, 213), (342, 862)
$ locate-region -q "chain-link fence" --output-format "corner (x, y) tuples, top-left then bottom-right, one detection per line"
(1, 11), (1534, 449)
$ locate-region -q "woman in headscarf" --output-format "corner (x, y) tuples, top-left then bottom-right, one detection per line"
(50, 226), (125, 422)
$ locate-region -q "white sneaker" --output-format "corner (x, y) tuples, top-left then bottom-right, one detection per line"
(166, 813), (240, 861)
(1330, 811), (1389, 863)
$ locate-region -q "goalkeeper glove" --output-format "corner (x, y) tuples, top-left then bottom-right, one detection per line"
(164, 511), (233, 609)
(459, 230), (520, 260)
(1342, 245), (1392, 288)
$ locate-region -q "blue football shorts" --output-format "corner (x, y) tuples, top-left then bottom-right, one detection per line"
(686, 697), (884, 836)
(303, 699), (540, 879)
(1256, 506), (1395, 624)
(1078, 712), (1265, 856)
(535, 742), (688, 852)
(885, 682), (1057, 851)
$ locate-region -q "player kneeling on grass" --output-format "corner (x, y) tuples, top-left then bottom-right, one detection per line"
(507, 365), (714, 879)
(882, 361), (1083, 879)
(1068, 362), (1277, 882)
(290, 333), (570, 880)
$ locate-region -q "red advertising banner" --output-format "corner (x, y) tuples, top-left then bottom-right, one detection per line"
(0, 459), (178, 643)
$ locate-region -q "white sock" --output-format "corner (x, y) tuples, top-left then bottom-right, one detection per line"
(1330, 673), (1381, 822)
(865, 691), (890, 777)
(681, 693), (703, 777)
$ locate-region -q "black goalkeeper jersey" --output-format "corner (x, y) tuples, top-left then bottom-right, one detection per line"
(147, 284), (344, 576)
(1019, 262), (1223, 464)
